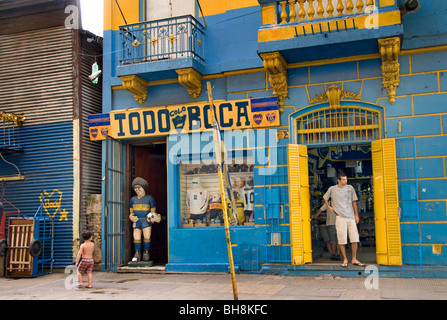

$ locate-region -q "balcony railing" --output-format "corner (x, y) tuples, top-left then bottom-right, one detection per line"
(274, 0), (375, 24)
(120, 15), (205, 65)
(258, 0), (402, 51)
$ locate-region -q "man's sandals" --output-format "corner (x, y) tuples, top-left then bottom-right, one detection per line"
(342, 260), (365, 267)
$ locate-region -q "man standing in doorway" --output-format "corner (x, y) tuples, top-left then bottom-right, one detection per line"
(323, 172), (364, 267)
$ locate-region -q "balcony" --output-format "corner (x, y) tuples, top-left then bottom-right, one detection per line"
(257, 0), (403, 62)
(116, 15), (205, 103)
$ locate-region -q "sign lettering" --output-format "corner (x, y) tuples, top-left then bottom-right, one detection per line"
(89, 98), (279, 140)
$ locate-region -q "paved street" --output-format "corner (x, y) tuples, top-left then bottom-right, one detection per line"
(1, 269), (445, 318)
(1, 269), (446, 301)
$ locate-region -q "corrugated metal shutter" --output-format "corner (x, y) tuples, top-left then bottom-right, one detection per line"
(287, 144), (312, 265)
(372, 138), (402, 265)
(0, 26), (74, 127)
(1, 122), (74, 268)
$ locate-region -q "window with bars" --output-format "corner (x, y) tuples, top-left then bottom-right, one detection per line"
(295, 107), (380, 145)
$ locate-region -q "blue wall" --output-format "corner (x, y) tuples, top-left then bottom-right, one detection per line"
(104, 2), (447, 271)
(1, 122), (74, 269)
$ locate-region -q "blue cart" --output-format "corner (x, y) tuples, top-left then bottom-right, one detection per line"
(2, 205), (53, 277)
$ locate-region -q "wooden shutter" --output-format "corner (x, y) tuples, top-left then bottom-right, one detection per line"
(372, 138), (402, 265)
(288, 144), (312, 265)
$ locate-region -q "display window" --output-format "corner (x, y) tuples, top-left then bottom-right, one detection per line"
(179, 154), (254, 227)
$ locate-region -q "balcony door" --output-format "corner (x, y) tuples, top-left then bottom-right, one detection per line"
(146, 0), (195, 20)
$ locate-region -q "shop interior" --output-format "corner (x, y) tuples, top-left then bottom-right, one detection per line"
(130, 142), (168, 266)
(308, 144), (376, 264)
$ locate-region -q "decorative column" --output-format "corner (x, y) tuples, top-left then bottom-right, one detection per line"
(260, 52), (288, 113)
(119, 75), (148, 104)
(176, 68), (203, 99)
(379, 37), (400, 104)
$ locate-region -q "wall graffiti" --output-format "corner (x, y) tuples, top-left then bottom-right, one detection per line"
(39, 189), (69, 221)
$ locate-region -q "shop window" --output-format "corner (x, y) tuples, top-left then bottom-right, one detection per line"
(295, 107), (380, 145)
(179, 154), (254, 227)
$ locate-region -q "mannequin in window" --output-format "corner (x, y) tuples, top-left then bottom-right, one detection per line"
(186, 177), (209, 224)
(240, 178), (254, 223)
(129, 177), (160, 262)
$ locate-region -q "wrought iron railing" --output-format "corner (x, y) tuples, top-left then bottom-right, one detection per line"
(120, 15), (205, 65)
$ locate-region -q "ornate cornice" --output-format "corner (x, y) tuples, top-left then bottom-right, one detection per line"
(119, 75), (148, 104)
(176, 68), (203, 99)
(379, 37), (400, 104)
(260, 52), (288, 113)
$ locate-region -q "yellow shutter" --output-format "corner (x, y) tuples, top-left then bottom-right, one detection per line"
(372, 138), (402, 265)
(288, 144), (312, 265)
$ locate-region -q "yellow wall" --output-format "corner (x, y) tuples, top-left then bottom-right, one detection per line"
(104, 0), (140, 31)
(104, 0), (259, 31)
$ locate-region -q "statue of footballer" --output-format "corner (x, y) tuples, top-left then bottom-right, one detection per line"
(129, 177), (161, 262)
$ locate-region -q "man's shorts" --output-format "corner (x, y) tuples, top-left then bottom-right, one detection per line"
(319, 225), (330, 242)
(327, 225), (338, 244)
(77, 258), (94, 274)
(134, 217), (152, 229)
(335, 215), (359, 245)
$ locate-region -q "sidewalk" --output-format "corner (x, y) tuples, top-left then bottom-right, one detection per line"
(1, 269), (446, 301)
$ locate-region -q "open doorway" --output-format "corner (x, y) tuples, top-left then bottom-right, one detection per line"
(308, 144), (376, 264)
(130, 141), (168, 265)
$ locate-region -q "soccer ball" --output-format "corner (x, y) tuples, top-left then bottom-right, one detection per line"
(146, 212), (157, 223)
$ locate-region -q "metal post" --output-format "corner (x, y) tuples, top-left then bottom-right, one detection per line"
(206, 82), (238, 300)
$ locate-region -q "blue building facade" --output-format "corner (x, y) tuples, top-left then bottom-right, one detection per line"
(100, 0), (447, 277)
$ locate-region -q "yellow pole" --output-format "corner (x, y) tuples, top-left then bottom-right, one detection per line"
(206, 81), (238, 300)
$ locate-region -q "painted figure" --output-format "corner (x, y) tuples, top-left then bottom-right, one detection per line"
(129, 177), (160, 262)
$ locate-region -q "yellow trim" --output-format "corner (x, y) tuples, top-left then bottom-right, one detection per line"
(288, 144), (312, 265)
(381, 0), (396, 7)
(262, 5), (276, 25)
(372, 138), (402, 266)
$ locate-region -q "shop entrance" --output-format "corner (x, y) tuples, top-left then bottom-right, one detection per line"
(289, 102), (402, 266)
(130, 141), (168, 265)
(308, 143), (376, 264)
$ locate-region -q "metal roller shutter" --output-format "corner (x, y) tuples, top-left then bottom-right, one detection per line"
(0, 26), (74, 127)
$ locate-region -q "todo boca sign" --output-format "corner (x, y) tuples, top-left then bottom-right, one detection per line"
(96, 98), (279, 140)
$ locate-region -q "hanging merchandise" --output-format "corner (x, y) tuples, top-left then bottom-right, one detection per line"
(88, 62), (101, 84)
